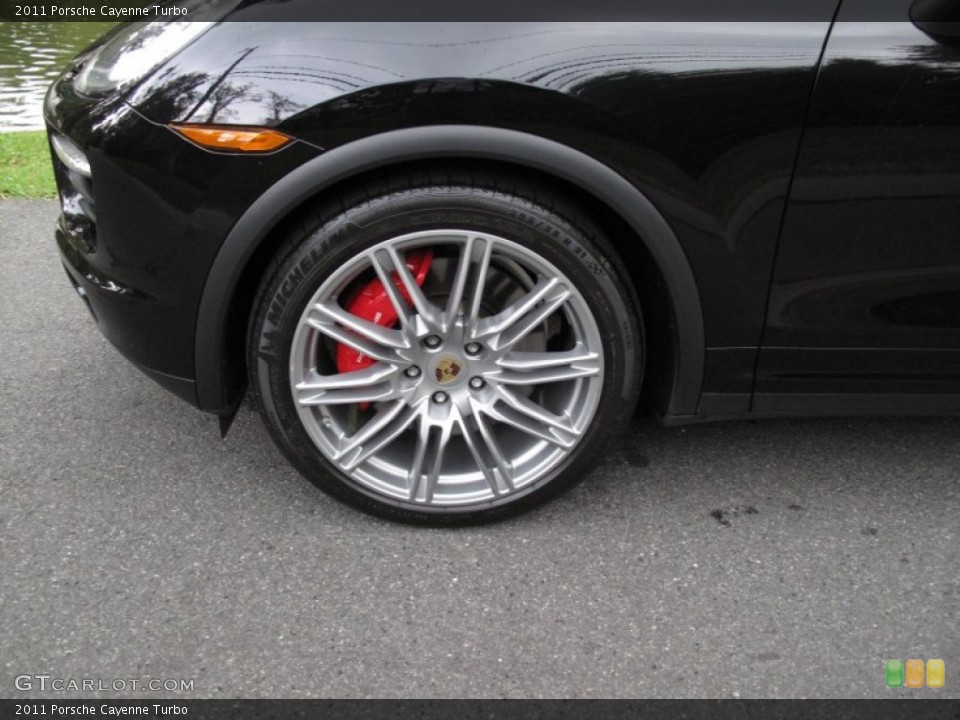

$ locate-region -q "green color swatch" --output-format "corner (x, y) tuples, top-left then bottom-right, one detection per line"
(885, 659), (904, 688)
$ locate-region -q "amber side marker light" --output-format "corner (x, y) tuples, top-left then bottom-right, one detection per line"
(169, 124), (293, 153)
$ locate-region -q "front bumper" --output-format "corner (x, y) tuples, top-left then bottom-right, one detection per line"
(48, 95), (205, 405)
(44, 72), (320, 410)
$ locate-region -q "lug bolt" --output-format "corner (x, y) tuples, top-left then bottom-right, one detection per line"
(469, 377), (485, 390)
(432, 391), (448, 403)
(404, 366), (421, 379)
(423, 335), (442, 349)
(464, 342), (482, 355)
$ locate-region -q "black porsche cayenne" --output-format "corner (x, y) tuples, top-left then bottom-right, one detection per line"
(45, 2), (960, 523)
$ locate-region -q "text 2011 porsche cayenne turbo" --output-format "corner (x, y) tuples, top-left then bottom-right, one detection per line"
(45, 1), (960, 523)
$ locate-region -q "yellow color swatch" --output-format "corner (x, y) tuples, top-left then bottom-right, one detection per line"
(905, 659), (925, 688)
(926, 659), (945, 689)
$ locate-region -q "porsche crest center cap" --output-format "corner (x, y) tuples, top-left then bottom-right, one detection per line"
(433, 355), (466, 386)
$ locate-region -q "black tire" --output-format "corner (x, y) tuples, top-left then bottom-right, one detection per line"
(248, 170), (643, 525)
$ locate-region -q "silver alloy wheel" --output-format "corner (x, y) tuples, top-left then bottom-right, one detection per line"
(289, 229), (604, 506)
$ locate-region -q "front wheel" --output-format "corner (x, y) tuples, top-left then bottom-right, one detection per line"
(248, 173), (642, 524)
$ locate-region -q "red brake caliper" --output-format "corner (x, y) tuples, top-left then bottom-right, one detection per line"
(336, 249), (434, 407)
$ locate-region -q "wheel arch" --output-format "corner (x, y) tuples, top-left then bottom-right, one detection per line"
(195, 125), (704, 418)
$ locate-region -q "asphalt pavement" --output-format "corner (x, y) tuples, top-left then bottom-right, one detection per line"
(1, 199), (957, 699)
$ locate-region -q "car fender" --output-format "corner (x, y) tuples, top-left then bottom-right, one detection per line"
(194, 125), (705, 417)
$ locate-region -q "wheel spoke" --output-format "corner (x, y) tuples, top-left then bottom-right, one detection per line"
(337, 399), (407, 461)
(473, 277), (557, 336)
(482, 392), (580, 448)
(466, 235), (494, 329)
(496, 287), (570, 351)
(369, 249), (414, 333)
(386, 245), (443, 329)
(459, 407), (514, 495)
(495, 346), (601, 384)
(313, 300), (409, 350)
(444, 235), (477, 327)
(341, 402), (421, 471)
(420, 422), (452, 504)
(498, 344), (598, 370)
(474, 408), (516, 492)
(305, 312), (398, 363)
(446, 235), (493, 330)
(496, 386), (579, 434)
(407, 416), (431, 501)
(295, 364), (399, 406)
(472, 277), (570, 350)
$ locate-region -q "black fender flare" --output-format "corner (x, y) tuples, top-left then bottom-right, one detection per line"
(194, 125), (704, 416)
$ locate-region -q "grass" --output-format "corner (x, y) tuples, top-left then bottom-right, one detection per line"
(0, 130), (57, 199)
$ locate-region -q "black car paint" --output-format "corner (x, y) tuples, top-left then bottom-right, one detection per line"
(45, 3), (960, 425)
(757, 5), (960, 412)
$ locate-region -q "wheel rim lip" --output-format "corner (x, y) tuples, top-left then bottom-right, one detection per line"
(288, 228), (605, 507)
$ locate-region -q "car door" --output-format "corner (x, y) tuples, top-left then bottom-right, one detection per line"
(754, 0), (960, 413)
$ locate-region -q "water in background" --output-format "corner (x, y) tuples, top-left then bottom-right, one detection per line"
(0, 22), (115, 130)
